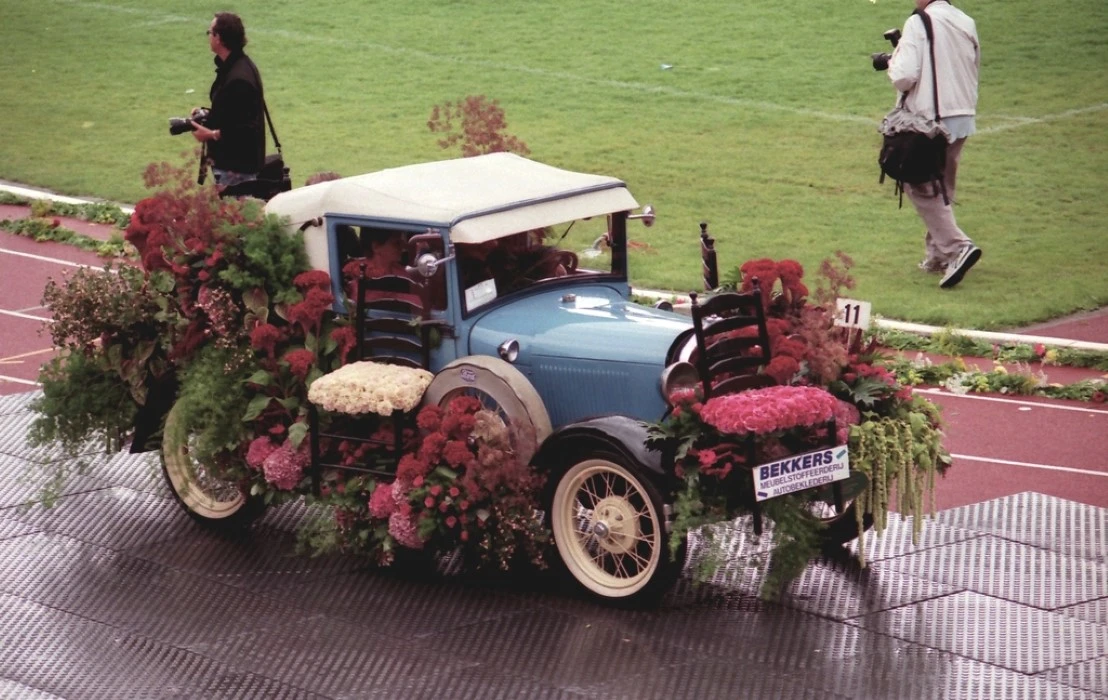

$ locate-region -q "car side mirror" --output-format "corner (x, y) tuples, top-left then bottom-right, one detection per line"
(407, 252), (455, 278)
(628, 204), (655, 228)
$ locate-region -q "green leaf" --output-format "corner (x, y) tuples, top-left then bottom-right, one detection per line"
(245, 369), (274, 387)
(432, 465), (459, 481)
(242, 394), (274, 422)
(242, 287), (269, 321)
(288, 421), (309, 448)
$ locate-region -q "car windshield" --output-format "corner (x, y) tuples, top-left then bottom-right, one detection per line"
(455, 217), (614, 312)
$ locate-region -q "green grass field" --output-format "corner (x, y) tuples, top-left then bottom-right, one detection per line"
(2, 0), (1106, 329)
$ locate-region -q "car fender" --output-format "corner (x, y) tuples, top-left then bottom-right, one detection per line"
(530, 414), (672, 486)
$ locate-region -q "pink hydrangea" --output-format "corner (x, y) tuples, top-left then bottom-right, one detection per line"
(368, 481), (400, 519)
(245, 436), (278, 470)
(388, 511), (424, 549)
(261, 440), (309, 490)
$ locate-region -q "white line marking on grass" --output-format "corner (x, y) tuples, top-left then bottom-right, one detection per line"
(56, 0), (1108, 133)
(978, 103), (1108, 134)
(0, 248), (89, 269)
(951, 454), (1108, 478)
(915, 388), (1108, 415)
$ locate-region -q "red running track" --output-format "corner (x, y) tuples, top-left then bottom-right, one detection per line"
(1, 229), (1105, 509)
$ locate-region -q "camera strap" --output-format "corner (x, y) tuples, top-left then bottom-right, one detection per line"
(898, 8), (942, 123)
(244, 57), (282, 156)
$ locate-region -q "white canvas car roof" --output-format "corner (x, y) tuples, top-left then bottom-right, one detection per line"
(264, 153), (639, 244)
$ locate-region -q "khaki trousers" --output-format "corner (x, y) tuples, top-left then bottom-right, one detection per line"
(905, 138), (973, 264)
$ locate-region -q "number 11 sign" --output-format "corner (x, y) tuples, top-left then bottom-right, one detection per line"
(834, 298), (872, 330)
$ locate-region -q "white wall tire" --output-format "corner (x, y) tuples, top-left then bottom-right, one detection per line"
(422, 356), (552, 462)
(549, 455), (682, 605)
(161, 400), (264, 529)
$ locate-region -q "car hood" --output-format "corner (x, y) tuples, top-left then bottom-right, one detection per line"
(466, 285), (691, 365)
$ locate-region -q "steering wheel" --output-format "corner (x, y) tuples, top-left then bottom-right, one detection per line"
(556, 250), (579, 273)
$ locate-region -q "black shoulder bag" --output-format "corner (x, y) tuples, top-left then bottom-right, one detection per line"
(878, 8), (949, 206)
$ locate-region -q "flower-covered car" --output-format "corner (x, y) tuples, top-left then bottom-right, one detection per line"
(245, 153), (867, 602)
(40, 153), (940, 608)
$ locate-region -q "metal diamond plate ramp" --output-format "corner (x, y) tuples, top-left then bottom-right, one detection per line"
(0, 592), (328, 699)
(846, 590), (1108, 674)
(875, 534), (1108, 609)
(937, 491), (1108, 563)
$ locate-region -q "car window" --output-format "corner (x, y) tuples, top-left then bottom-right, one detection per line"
(336, 225), (446, 311)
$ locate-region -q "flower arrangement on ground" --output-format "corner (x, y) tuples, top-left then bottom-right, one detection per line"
(649, 254), (950, 595)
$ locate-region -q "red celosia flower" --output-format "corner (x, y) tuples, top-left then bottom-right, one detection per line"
(442, 439), (474, 467)
(416, 404), (443, 433)
(287, 287), (334, 336)
(294, 270), (332, 292)
(397, 454), (431, 483)
(251, 323), (283, 359)
(283, 348), (316, 380)
(330, 326), (357, 364)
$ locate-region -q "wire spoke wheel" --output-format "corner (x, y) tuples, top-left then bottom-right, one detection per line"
(161, 401), (263, 528)
(551, 458), (666, 599)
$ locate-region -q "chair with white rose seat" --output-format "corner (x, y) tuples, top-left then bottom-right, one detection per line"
(306, 265), (437, 492)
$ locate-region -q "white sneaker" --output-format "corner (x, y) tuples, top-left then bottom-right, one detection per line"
(940, 245), (982, 289)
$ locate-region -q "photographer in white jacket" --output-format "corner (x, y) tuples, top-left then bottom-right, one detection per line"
(887, 0), (981, 289)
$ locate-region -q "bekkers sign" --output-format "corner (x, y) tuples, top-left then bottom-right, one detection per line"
(753, 446), (851, 502)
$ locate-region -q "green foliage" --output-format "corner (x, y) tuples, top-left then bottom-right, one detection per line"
(0, 217), (133, 258)
(28, 352), (135, 455)
(886, 355), (1107, 403)
(219, 215), (309, 304)
(172, 345), (254, 471)
(876, 327), (1108, 372)
(1, 0), (1104, 329)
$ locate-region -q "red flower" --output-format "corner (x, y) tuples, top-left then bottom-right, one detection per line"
(1092, 391), (1105, 404)
(424, 496), (435, 508)
(294, 270), (332, 292)
(442, 439), (474, 468)
(429, 485), (443, 497)
(283, 348), (316, 380)
(448, 486), (460, 498)
(330, 326), (357, 363)
(416, 404), (444, 433)
(1033, 343), (1046, 358)
(445, 516), (458, 528)
(250, 323), (283, 358)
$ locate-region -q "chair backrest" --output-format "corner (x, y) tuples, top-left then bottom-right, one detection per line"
(689, 281), (774, 398)
(353, 267), (432, 369)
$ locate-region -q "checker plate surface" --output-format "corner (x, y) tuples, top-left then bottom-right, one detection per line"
(0, 394), (1105, 699)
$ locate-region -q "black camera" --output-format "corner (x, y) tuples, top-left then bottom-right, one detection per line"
(168, 108), (209, 135)
(871, 28), (902, 71)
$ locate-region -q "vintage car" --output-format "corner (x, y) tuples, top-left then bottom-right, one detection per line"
(163, 153), (863, 605)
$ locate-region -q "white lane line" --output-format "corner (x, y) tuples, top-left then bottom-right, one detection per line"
(916, 388), (1108, 415)
(951, 454), (1107, 478)
(0, 247), (92, 269)
(54, 0), (1105, 134)
(0, 309), (52, 323)
(0, 375), (39, 387)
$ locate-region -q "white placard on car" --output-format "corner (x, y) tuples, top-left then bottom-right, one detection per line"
(834, 298), (872, 330)
(753, 446), (851, 502)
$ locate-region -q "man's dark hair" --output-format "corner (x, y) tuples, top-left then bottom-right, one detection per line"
(212, 12), (247, 52)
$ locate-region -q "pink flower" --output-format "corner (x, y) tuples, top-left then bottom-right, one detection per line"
(368, 481), (399, 519)
(699, 386), (838, 437)
(245, 436), (278, 469)
(1033, 343), (1046, 358)
(832, 399), (861, 445)
(261, 440), (309, 490)
(388, 511), (424, 549)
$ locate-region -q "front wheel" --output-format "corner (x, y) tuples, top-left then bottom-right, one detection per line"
(547, 454), (684, 606)
(161, 400), (265, 530)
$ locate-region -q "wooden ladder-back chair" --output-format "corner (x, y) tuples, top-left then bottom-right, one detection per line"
(688, 280), (774, 400)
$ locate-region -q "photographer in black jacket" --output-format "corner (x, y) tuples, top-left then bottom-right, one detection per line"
(191, 12), (265, 192)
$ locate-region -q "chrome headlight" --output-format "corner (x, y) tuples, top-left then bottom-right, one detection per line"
(660, 361), (700, 406)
